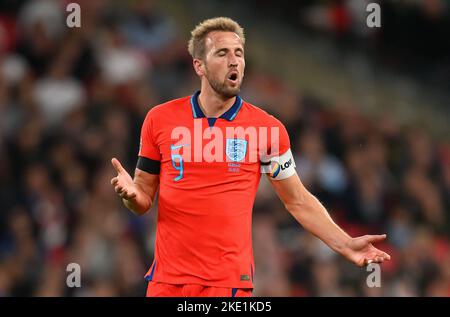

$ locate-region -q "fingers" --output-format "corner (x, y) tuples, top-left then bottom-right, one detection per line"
(365, 257), (382, 265)
(378, 251), (391, 261)
(365, 252), (391, 265)
(120, 191), (137, 200)
(111, 177), (118, 186)
(365, 234), (387, 244)
(111, 157), (125, 174)
(114, 185), (123, 194)
(114, 185), (136, 200)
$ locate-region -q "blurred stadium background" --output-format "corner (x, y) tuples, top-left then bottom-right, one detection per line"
(0, 0), (449, 296)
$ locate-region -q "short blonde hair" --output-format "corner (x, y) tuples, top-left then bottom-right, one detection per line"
(188, 17), (245, 59)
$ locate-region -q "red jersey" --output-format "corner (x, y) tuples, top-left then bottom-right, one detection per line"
(138, 91), (291, 288)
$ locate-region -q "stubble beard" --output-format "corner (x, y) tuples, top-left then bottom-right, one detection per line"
(205, 67), (242, 99)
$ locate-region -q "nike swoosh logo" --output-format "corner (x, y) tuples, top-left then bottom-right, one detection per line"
(171, 144), (190, 150)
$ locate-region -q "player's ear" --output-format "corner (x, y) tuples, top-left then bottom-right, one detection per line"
(193, 58), (205, 76)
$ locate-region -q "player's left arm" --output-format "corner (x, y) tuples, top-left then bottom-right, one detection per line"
(262, 117), (390, 266)
(268, 171), (390, 267)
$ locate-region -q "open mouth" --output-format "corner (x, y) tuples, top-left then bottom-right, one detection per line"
(227, 72), (238, 82)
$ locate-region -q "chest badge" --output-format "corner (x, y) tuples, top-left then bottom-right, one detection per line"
(226, 138), (247, 162)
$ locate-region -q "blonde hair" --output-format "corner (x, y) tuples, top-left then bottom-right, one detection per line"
(188, 17), (245, 59)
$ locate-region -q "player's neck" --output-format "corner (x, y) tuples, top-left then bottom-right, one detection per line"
(198, 86), (236, 118)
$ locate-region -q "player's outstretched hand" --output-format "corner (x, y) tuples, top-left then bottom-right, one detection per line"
(343, 234), (391, 267)
(110, 158), (137, 200)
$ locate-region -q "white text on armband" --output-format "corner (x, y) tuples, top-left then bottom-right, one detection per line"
(261, 149), (296, 180)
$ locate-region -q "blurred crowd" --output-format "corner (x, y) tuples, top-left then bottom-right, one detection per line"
(250, 0), (450, 88)
(0, 0), (449, 296)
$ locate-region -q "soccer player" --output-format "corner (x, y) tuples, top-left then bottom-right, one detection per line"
(110, 17), (391, 297)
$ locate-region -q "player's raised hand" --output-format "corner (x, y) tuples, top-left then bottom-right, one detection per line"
(344, 234), (391, 267)
(111, 158), (137, 200)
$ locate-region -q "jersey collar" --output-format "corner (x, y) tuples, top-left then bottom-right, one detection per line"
(190, 90), (243, 121)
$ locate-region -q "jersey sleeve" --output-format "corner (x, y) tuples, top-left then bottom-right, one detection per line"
(136, 109), (161, 174)
(260, 116), (296, 180)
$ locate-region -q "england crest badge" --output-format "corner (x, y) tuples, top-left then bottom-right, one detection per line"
(226, 138), (247, 162)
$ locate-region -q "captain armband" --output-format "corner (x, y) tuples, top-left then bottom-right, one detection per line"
(260, 149), (296, 180)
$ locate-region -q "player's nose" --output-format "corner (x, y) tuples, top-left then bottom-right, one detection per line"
(228, 55), (239, 67)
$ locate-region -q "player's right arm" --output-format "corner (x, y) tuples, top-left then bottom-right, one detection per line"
(110, 158), (159, 216)
(111, 108), (161, 215)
